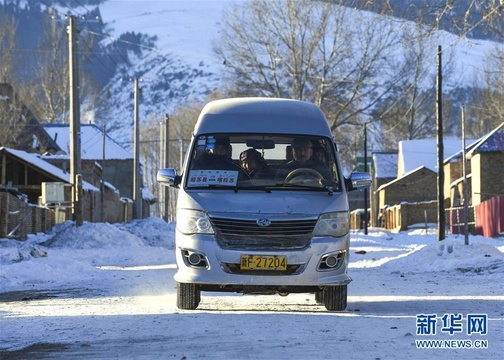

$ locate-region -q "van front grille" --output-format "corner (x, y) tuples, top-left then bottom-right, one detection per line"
(209, 216), (317, 249)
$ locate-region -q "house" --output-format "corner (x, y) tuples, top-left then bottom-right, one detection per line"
(41, 123), (137, 199)
(443, 123), (504, 237)
(0, 147), (135, 232)
(376, 166), (437, 209)
(367, 124), (504, 234)
(0, 146), (98, 204)
(370, 151), (398, 227)
(444, 122), (504, 206)
(466, 123), (504, 206)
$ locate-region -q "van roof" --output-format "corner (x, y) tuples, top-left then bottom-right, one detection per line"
(193, 98), (333, 137)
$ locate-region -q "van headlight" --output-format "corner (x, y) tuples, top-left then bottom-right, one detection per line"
(177, 209), (214, 235)
(313, 212), (349, 237)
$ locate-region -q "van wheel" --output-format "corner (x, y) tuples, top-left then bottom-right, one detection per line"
(177, 282), (200, 310)
(315, 290), (324, 304)
(323, 285), (347, 311)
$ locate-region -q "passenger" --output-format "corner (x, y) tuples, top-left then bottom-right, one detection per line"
(275, 138), (331, 182)
(312, 146), (329, 167)
(193, 137), (248, 180)
(240, 148), (273, 179)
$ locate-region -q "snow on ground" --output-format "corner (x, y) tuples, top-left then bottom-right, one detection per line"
(0, 218), (503, 359)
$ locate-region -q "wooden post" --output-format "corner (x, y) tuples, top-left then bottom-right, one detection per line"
(436, 45), (445, 240)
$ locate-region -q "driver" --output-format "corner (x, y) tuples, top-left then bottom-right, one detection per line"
(274, 138), (331, 182)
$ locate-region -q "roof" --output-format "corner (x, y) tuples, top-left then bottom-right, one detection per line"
(41, 124), (132, 160)
(467, 122), (504, 158)
(194, 98), (333, 137)
(0, 147), (99, 191)
(444, 122), (504, 163)
(372, 151), (398, 179)
(398, 138), (477, 176)
(376, 166), (436, 192)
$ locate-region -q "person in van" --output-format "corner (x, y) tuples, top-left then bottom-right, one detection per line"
(312, 146), (329, 167)
(239, 148), (273, 179)
(192, 137), (238, 169)
(275, 138), (331, 181)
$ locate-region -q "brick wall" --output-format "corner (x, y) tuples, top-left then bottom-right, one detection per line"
(379, 168), (437, 209)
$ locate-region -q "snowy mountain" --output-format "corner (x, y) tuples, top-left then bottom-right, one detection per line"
(2, 1), (501, 148)
(91, 0), (501, 147)
(94, 0), (238, 145)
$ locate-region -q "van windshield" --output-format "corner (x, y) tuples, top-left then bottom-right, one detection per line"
(186, 134), (342, 191)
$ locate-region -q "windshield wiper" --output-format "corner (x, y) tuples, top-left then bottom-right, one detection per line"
(274, 183), (334, 195)
(233, 185), (272, 193)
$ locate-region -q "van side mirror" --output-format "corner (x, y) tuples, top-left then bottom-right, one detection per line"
(346, 171), (372, 191)
(157, 168), (182, 188)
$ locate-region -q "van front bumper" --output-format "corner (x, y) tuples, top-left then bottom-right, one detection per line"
(173, 232), (351, 287)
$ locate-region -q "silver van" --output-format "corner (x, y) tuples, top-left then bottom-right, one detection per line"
(157, 97), (371, 311)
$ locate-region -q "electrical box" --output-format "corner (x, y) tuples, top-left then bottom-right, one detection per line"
(41, 182), (66, 204)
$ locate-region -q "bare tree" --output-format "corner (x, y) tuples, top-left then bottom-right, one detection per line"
(466, 46), (504, 137)
(426, 0), (504, 39)
(0, 15), (29, 147)
(18, 10), (100, 124)
(139, 99), (205, 220)
(370, 23), (456, 150)
(0, 14), (18, 84)
(340, 0), (504, 40)
(0, 84), (26, 147)
(18, 10), (70, 123)
(214, 0), (403, 131)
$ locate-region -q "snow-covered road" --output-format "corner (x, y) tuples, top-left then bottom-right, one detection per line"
(1, 218), (503, 359)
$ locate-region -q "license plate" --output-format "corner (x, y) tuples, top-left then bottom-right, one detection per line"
(240, 255), (287, 270)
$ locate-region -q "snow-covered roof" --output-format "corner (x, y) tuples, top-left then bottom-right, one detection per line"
(42, 124), (132, 160)
(467, 122), (504, 157)
(0, 147), (99, 191)
(444, 123), (504, 163)
(398, 138), (477, 176)
(372, 151), (397, 179)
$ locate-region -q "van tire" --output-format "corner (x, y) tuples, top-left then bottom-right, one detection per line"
(177, 282), (200, 310)
(323, 285), (347, 311)
(315, 290), (324, 304)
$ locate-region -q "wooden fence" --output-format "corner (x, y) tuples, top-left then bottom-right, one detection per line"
(351, 197), (503, 238)
(0, 188), (142, 241)
(0, 191), (52, 240)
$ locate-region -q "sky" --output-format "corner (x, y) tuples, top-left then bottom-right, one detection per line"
(0, 217), (503, 359)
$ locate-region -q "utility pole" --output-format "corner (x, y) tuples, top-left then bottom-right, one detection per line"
(133, 78), (141, 219)
(163, 114), (170, 222)
(101, 124), (106, 222)
(461, 105), (469, 245)
(159, 120), (164, 219)
(363, 122), (369, 235)
(436, 45), (445, 240)
(68, 15), (83, 226)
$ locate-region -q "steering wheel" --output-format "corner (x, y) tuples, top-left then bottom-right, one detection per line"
(285, 168), (324, 183)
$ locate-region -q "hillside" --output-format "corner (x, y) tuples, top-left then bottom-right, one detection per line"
(94, 0), (500, 146)
(2, 1), (503, 150)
